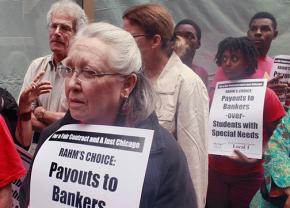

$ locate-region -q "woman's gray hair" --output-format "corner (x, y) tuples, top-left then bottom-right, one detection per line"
(47, 0), (88, 32)
(74, 22), (155, 126)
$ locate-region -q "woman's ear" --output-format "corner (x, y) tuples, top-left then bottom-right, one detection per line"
(151, 34), (162, 49)
(121, 73), (137, 98)
(273, 30), (278, 39)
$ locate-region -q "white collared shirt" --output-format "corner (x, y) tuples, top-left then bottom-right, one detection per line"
(154, 52), (209, 208)
(19, 54), (67, 112)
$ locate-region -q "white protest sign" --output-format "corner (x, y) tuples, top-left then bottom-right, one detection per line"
(209, 79), (267, 159)
(269, 55), (290, 106)
(12, 146), (32, 208)
(30, 124), (153, 208)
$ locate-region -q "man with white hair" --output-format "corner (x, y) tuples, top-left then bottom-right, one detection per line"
(17, 0), (88, 149)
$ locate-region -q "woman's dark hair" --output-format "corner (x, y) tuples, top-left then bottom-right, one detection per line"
(215, 36), (258, 76)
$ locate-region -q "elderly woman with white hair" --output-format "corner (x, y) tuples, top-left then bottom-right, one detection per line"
(19, 22), (196, 208)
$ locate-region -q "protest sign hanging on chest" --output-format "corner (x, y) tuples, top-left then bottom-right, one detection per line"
(30, 124), (153, 208)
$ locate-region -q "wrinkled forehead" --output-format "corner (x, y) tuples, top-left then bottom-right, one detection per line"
(51, 11), (75, 26)
(66, 37), (111, 68)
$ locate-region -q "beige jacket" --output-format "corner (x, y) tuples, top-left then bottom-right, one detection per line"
(155, 52), (209, 208)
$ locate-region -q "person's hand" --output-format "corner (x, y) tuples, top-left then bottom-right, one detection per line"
(19, 71), (52, 112)
(34, 106), (46, 121)
(173, 35), (188, 58)
(267, 75), (288, 96)
(227, 149), (261, 167)
(284, 187), (290, 208)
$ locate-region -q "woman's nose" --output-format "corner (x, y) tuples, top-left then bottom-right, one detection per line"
(225, 59), (231, 66)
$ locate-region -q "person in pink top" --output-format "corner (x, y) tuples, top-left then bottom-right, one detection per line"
(207, 36), (286, 208)
(174, 19), (209, 89)
(210, 12), (288, 99)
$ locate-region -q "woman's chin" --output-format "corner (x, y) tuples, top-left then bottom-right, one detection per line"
(225, 73), (239, 80)
(70, 110), (85, 121)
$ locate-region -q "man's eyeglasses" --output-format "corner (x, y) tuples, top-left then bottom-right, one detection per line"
(59, 65), (122, 82)
(48, 23), (74, 34)
(132, 34), (150, 38)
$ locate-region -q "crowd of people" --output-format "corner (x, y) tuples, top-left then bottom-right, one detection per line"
(0, 0), (289, 207)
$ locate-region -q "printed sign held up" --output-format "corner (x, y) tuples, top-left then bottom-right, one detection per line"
(269, 55), (290, 107)
(208, 79), (267, 159)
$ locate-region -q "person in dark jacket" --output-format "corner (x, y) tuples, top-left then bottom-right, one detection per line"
(19, 22), (196, 208)
(0, 88), (18, 141)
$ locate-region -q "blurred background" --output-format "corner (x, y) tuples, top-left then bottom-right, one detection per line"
(1, 0), (289, 98)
